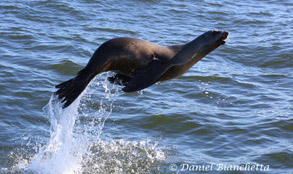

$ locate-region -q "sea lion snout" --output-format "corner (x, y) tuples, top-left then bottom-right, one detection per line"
(221, 31), (229, 43)
(206, 30), (229, 45)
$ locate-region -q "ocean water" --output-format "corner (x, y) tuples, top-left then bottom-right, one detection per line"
(0, 0), (292, 173)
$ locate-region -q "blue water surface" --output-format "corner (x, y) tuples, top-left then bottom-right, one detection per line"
(0, 0), (292, 173)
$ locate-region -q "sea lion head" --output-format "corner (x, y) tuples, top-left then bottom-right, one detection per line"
(196, 30), (229, 54)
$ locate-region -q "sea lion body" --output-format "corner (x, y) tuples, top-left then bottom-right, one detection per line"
(55, 30), (229, 108)
(87, 37), (180, 79)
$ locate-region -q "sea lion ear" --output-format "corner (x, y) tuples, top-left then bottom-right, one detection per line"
(122, 59), (172, 92)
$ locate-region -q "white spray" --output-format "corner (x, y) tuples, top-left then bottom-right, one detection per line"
(21, 74), (165, 174)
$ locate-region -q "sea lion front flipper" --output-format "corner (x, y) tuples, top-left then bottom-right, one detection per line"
(122, 60), (172, 92)
(108, 73), (132, 86)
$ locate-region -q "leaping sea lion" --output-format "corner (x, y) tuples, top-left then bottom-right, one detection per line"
(55, 30), (229, 108)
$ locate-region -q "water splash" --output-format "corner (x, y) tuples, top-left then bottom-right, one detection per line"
(15, 73), (165, 174)
(83, 139), (165, 174)
(26, 94), (84, 174)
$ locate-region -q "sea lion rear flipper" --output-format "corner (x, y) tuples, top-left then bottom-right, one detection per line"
(122, 60), (171, 92)
(55, 68), (94, 108)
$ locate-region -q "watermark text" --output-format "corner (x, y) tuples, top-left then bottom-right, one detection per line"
(169, 163), (270, 172)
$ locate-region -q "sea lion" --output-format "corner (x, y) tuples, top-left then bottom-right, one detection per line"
(55, 30), (229, 108)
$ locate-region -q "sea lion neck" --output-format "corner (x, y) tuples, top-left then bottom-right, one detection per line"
(152, 44), (185, 61)
(168, 44), (186, 54)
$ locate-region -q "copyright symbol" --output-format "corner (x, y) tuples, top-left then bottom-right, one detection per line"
(169, 163), (177, 171)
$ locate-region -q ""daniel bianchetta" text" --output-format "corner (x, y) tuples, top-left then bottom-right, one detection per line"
(178, 163), (270, 172)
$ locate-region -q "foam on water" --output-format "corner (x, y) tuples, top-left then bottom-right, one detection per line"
(12, 74), (165, 174)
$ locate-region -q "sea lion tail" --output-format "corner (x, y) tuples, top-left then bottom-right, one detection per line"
(55, 69), (93, 108)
